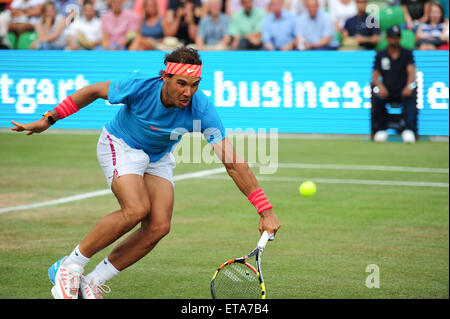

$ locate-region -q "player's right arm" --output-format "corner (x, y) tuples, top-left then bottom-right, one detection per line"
(11, 81), (110, 136)
(212, 137), (281, 237)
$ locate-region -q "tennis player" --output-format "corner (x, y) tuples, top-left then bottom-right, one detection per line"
(10, 47), (281, 299)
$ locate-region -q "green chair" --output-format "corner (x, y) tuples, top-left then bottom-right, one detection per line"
(379, 6), (405, 31)
(335, 32), (342, 45)
(7, 32), (17, 49)
(375, 30), (416, 51)
(399, 29), (416, 50)
(16, 32), (38, 50)
(376, 32), (388, 50)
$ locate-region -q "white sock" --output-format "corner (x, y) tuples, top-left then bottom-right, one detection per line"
(63, 245), (90, 268)
(84, 258), (120, 284)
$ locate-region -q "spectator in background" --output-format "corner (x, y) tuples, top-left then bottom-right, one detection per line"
(295, 0), (339, 50)
(227, 0), (266, 50)
(440, 20), (449, 50)
(54, 0), (82, 17)
(416, 2), (448, 50)
(371, 25), (418, 143)
(133, 0), (169, 17)
(162, 0), (201, 48)
(30, 0), (67, 49)
(198, 0), (215, 17)
(262, 0), (296, 50)
(101, 0), (139, 50)
(91, 0), (109, 16)
(226, 0), (267, 17)
(26, 0), (46, 25)
(195, 0), (229, 50)
(129, 0), (165, 50)
(1, 1), (11, 49)
(284, 0), (325, 16)
(67, 0), (102, 50)
(122, 0), (135, 9)
(328, 0), (357, 33)
(8, 0), (37, 39)
(401, 0), (430, 31)
(341, 0), (380, 50)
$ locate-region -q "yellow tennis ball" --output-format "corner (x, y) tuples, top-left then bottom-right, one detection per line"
(299, 181), (316, 197)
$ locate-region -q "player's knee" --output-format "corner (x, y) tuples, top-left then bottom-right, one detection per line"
(143, 220), (170, 243)
(121, 202), (151, 228)
(139, 222), (170, 250)
(152, 223), (171, 240)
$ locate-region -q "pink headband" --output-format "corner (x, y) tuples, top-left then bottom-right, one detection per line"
(165, 62), (202, 77)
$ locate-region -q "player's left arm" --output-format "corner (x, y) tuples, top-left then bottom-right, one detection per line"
(11, 81), (111, 135)
(212, 137), (281, 237)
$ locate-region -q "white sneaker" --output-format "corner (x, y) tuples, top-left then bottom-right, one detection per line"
(402, 129), (416, 143)
(49, 257), (84, 299)
(80, 276), (111, 299)
(373, 130), (388, 142)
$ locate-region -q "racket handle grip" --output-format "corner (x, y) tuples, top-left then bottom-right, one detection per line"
(257, 231), (274, 249)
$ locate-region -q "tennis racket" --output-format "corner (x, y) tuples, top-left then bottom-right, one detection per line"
(210, 231), (274, 299)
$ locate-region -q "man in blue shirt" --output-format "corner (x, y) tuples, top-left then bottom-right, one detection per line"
(11, 47), (281, 299)
(195, 0), (230, 50)
(262, 0), (296, 51)
(294, 0), (339, 50)
(341, 0), (381, 50)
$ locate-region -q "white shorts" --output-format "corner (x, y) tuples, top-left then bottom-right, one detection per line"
(97, 127), (176, 188)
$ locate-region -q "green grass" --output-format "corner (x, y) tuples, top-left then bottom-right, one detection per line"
(0, 131), (448, 299)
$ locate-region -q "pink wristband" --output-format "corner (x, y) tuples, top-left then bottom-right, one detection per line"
(54, 96), (79, 119)
(248, 188), (273, 214)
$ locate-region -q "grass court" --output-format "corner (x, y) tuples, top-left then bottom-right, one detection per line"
(0, 131), (448, 299)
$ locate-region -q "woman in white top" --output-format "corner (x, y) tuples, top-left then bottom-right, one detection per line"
(31, 0), (67, 49)
(8, 0), (40, 39)
(416, 2), (448, 50)
(67, 0), (103, 50)
(328, 0), (357, 33)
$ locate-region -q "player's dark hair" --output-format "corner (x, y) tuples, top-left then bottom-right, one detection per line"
(159, 47), (202, 77)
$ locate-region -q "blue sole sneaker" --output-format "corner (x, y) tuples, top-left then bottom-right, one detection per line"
(48, 256), (84, 299)
(48, 256), (66, 285)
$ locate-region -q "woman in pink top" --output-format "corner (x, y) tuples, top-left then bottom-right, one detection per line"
(134, 0), (169, 17)
(101, 0), (140, 50)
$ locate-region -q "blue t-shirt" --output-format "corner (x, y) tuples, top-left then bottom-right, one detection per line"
(295, 10), (340, 49)
(197, 13), (229, 45)
(141, 18), (164, 39)
(262, 10), (296, 50)
(106, 71), (226, 162)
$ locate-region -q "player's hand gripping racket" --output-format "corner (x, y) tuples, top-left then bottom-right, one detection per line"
(210, 231), (274, 299)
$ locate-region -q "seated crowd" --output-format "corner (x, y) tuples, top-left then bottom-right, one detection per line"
(0, 0), (448, 50)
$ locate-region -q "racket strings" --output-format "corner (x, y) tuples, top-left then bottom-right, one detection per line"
(213, 262), (261, 299)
